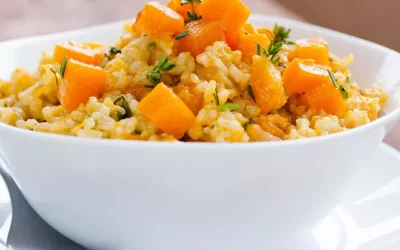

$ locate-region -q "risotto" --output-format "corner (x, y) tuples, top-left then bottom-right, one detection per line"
(0, 0), (388, 142)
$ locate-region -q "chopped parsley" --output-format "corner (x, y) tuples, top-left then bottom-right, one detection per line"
(109, 47), (122, 55)
(175, 30), (188, 40)
(146, 56), (176, 87)
(327, 69), (338, 88)
(217, 103), (240, 112)
(114, 96), (132, 121)
(339, 85), (349, 99)
(60, 56), (67, 78)
(272, 24), (293, 45)
(346, 76), (351, 83)
(248, 85), (255, 101)
(213, 89), (240, 112)
(257, 42), (283, 64)
(327, 69), (349, 100)
(181, 0), (202, 22)
(50, 68), (59, 86)
(213, 89), (220, 105)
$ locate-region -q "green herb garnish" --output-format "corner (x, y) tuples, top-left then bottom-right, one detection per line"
(327, 69), (338, 88)
(114, 96), (133, 120)
(181, 0), (202, 22)
(327, 69), (349, 100)
(339, 85), (349, 100)
(50, 68), (59, 86)
(346, 76), (351, 83)
(257, 42), (283, 64)
(175, 30), (188, 40)
(248, 85), (255, 101)
(146, 56), (176, 86)
(110, 47), (122, 55)
(60, 56), (67, 78)
(213, 89), (220, 105)
(272, 24), (293, 45)
(217, 103), (240, 112)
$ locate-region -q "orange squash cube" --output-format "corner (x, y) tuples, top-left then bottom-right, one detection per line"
(237, 33), (270, 63)
(250, 55), (287, 113)
(199, 0), (251, 49)
(257, 27), (274, 40)
(59, 59), (107, 111)
(137, 83), (196, 139)
(304, 82), (346, 115)
(295, 37), (330, 65)
(177, 20), (226, 57)
(134, 2), (184, 35)
(242, 23), (258, 35)
(167, 0), (200, 19)
(283, 58), (330, 95)
(52, 41), (105, 66)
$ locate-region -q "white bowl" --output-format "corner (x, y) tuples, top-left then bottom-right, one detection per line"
(0, 15), (400, 250)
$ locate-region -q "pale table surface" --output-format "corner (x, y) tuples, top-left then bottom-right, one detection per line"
(0, 0), (399, 149)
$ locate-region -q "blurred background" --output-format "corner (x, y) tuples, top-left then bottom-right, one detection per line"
(0, 0), (399, 52)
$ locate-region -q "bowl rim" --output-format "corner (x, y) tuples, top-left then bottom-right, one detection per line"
(0, 14), (399, 149)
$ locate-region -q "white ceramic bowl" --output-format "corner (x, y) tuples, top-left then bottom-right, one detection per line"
(0, 15), (400, 250)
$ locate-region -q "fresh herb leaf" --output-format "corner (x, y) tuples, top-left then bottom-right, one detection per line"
(327, 69), (348, 100)
(257, 42), (283, 64)
(175, 30), (188, 40)
(327, 69), (338, 88)
(110, 47), (122, 55)
(248, 85), (255, 101)
(60, 56), (67, 78)
(114, 96), (132, 120)
(160, 63), (176, 72)
(50, 68), (59, 86)
(146, 56), (176, 86)
(244, 118), (254, 129)
(217, 103), (240, 112)
(116, 111), (123, 121)
(272, 24), (293, 45)
(346, 76), (351, 83)
(146, 72), (161, 85)
(149, 42), (157, 50)
(213, 89), (220, 105)
(181, 0), (202, 22)
(339, 85), (349, 100)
